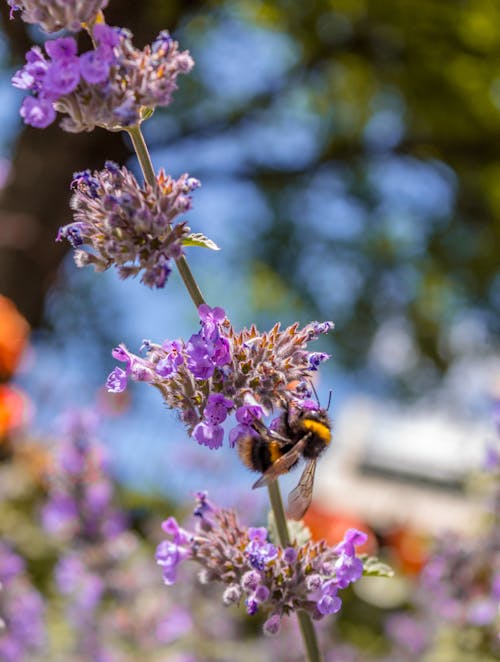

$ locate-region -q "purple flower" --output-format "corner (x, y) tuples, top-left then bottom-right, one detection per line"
(192, 421), (224, 449)
(245, 597), (259, 615)
(203, 393), (233, 425)
(212, 335), (232, 367)
(308, 352), (330, 371)
(311, 321), (335, 336)
(60, 164), (195, 287)
(43, 57), (81, 97)
(156, 495), (369, 632)
(0, 544), (46, 660)
(105, 367), (128, 393)
(45, 37), (78, 60)
(79, 46), (114, 84)
(93, 23), (121, 48)
(317, 594), (342, 615)
(12, 46), (48, 92)
(41, 493), (78, 534)
(109, 343), (155, 383)
(0, 544), (25, 583)
(155, 540), (190, 585)
(164, 517), (189, 542)
(186, 333), (215, 380)
(199, 304), (226, 340)
(19, 95), (56, 128)
(467, 599), (497, 626)
(335, 528), (368, 556)
(334, 552), (363, 587)
(156, 608), (192, 644)
(107, 312), (334, 449)
(8, 0), (110, 33)
(245, 532), (278, 571)
(263, 614), (281, 636)
(235, 405), (263, 425)
(14, 24), (194, 132)
(56, 222), (86, 247)
(241, 570), (261, 592)
(248, 527), (268, 543)
(385, 613), (429, 655)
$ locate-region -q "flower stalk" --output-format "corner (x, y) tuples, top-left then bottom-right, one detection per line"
(268, 481), (322, 662)
(127, 124), (205, 308)
(127, 123), (323, 662)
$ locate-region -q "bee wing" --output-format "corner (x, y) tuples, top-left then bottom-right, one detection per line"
(251, 435), (309, 489)
(251, 417), (290, 446)
(286, 459), (317, 520)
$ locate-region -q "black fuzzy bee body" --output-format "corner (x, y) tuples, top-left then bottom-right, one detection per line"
(237, 402), (332, 519)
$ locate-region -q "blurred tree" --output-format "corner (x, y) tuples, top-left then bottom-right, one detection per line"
(1, 0), (499, 395)
(0, 0), (203, 327)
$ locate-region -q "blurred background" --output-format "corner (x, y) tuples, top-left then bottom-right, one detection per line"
(0, 1), (499, 660)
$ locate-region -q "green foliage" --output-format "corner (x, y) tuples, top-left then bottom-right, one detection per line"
(361, 554), (395, 578)
(183, 232), (221, 250)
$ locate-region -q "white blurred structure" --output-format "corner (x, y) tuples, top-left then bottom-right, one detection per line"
(315, 395), (488, 534)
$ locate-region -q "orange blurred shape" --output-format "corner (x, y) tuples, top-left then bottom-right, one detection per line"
(0, 384), (30, 438)
(0, 295), (30, 379)
(304, 502), (376, 554)
(97, 386), (131, 415)
(384, 526), (430, 575)
(18, 441), (51, 482)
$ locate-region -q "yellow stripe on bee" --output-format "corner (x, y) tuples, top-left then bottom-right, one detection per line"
(269, 441), (281, 463)
(303, 420), (331, 443)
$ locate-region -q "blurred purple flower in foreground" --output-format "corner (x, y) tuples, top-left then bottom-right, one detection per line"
(42, 409), (125, 541)
(0, 543), (46, 662)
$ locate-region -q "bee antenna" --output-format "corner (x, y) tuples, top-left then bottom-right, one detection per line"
(326, 389), (332, 411)
(310, 381), (321, 407)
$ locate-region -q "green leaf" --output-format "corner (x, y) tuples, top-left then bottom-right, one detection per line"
(361, 555), (395, 578)
(183, 233), (220, 251)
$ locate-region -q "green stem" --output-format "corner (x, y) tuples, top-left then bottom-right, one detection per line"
(127, 125), (156, 186)
(268, 481), (322, 662)
(127, 125), (206, 308)
(128, 123), (322, 662)
(267, 481), (291, 546)
(296, 612), (323, 662)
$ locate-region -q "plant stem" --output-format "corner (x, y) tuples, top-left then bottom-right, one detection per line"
(129, 123), (322, 662)
(127, 125), (206, 308)
(268, 481), (322, 662)
(267, 481), (291, 546)
(296, 612), (323, 662)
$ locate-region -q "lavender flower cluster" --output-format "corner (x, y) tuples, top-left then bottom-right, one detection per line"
(57, 161), (200, 288)
(42, 410), (125, 543)
(8, 0), (108, 33)
(41, 411), (135, 660)
(12, 24), (193, 131)
(0, 543), (45, 662)
(107, 304), (333, 449)
(156, 493), (367, 634)
(420, 458), (500, 635)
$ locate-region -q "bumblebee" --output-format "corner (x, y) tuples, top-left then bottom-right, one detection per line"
(237, 401), (332, 520)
